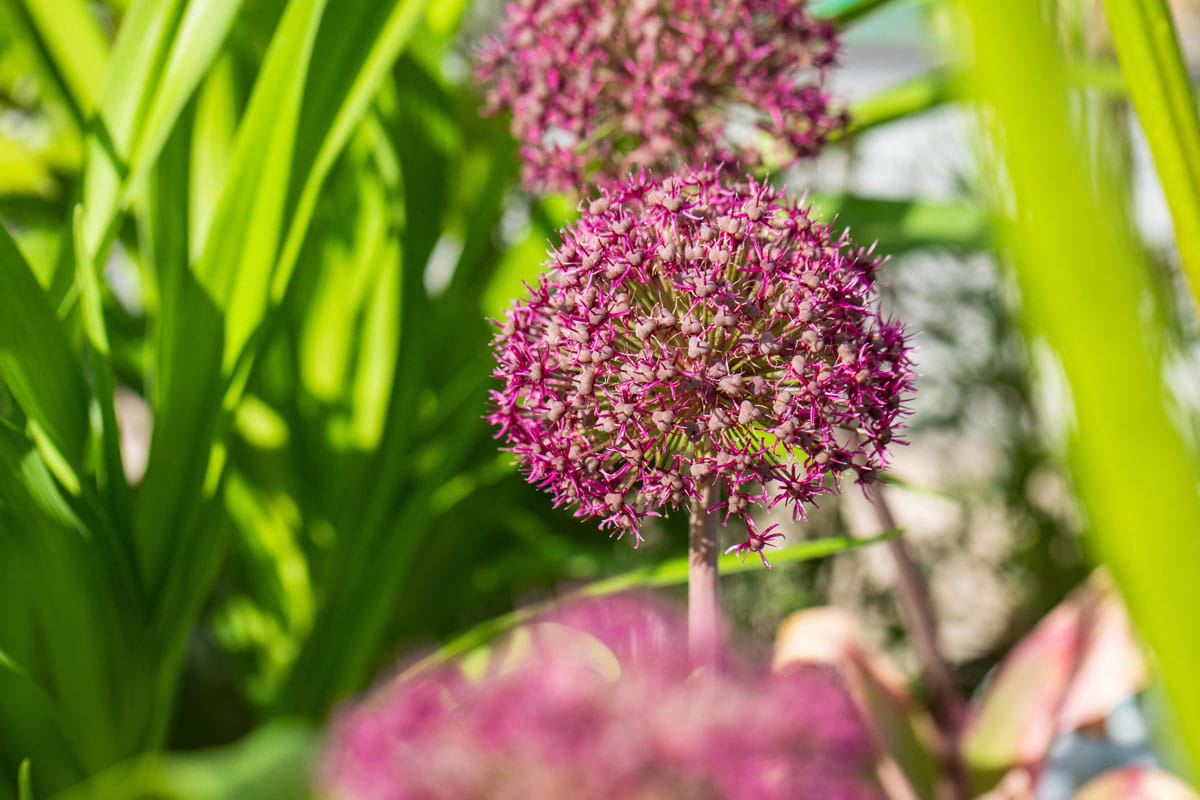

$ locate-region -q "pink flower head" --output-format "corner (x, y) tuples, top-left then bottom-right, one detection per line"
(321, 594), (884, 800)
(476, 0), (846, 192)
(489, 169), (913, 555)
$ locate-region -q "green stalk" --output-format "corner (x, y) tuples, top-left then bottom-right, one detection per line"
(1100, 0), (1200, 307)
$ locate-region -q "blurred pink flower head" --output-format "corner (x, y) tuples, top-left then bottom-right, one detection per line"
(476, 0), (846, 192)
(321, 594), (883, 800)
(488, 169), (913, 559)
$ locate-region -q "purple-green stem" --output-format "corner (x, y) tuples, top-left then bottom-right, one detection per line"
(689, 478), (721, 671)
(866, 481), (968, 800)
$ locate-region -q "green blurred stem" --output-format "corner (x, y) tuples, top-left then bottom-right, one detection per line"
(689, 479), (721, 671)
(866, 482), (968, 800)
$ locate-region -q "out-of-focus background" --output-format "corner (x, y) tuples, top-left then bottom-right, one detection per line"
(3, 0), (1200, 797)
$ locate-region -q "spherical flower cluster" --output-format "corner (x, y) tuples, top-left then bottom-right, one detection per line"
(321, 595), (883, 800)
(476, 0), (846, 193)
(489, 169), (912, 561)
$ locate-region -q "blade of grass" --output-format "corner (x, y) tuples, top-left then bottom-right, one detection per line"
(959, 0), (1200, 774)
(407, 530), (902, 676)
(1099, 0), (1200, 307)
(812, 0), (899, 24)
(842, 69), (956, 138)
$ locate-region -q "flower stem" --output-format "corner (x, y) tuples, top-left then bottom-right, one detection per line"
(865, 482), (968, 800)
(689, 478), (721, 671)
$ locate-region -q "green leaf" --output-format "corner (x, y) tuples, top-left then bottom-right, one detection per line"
(843, 69), (956, 137)
(71, 206), (132, 527)
(1099, 0), (1200, 309)
(136, 0), (328, 584)
(410, 530), (901, 675)
(190, 0), (327, 371)
(811, 0), (897, 24)
(47, 722), (318, 800)
(0, 222), (87, 493)
(126, 0), (245, 179)
(810, 194), (990, 255)
(0, 0), (108, 122)
(268, 0), (432, 319)
(17, 761), (30, 800)
(958, 0), (1200, 773)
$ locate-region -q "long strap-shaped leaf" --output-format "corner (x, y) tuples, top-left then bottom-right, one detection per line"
(0, 0), (108, 124)
(136, 0), (329, 604)
(1101, 0), (1200, 306)
(0, 223), (87, 493)
(959, 0), (1200, 774)
(404, 531), (902, 678)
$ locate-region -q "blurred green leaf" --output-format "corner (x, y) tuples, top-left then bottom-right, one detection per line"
(0, 0), (108, 122)
(1100, 0), (1200, 307)
(843, 69), (956, 138)
(811, 0), (897, 24)
(0, 222), (87, 493)
(137, 0), (328, 585)
(17, 761), (31, 800)
(71, 206), (132, 529)
(811, 193), (989, 255)
(412, 530), (901, 674)
(49, 722), (318, 800)
(959, 0), (1200, 773)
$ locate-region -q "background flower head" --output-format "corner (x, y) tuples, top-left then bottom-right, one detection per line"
(488, 169), (913, 557)
(476, 0), (846, 192)
(321, 594), (883, 800)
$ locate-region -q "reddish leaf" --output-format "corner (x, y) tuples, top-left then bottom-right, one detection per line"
(774, 607), (941, 799)
(961, 572), (1146, 776)
(1072, 767), (1199, 800)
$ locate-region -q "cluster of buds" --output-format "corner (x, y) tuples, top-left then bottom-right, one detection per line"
(477, 0), (846, 192)
(489, 169), (912, 561)
(321, 595), (883, 800)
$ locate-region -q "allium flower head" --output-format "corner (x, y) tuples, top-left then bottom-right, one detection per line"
(321, 594), (884, 800)
(489, 169), (912, 561)
(476, 0), (846, 192)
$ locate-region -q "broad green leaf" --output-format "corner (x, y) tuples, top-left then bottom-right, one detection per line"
(49, 722), (318, 800)
(958, 0), (1200, 772)
(1100, 0), (1200, 308)
(0, 222), (86, 492)
(188, 53), (239, 263)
